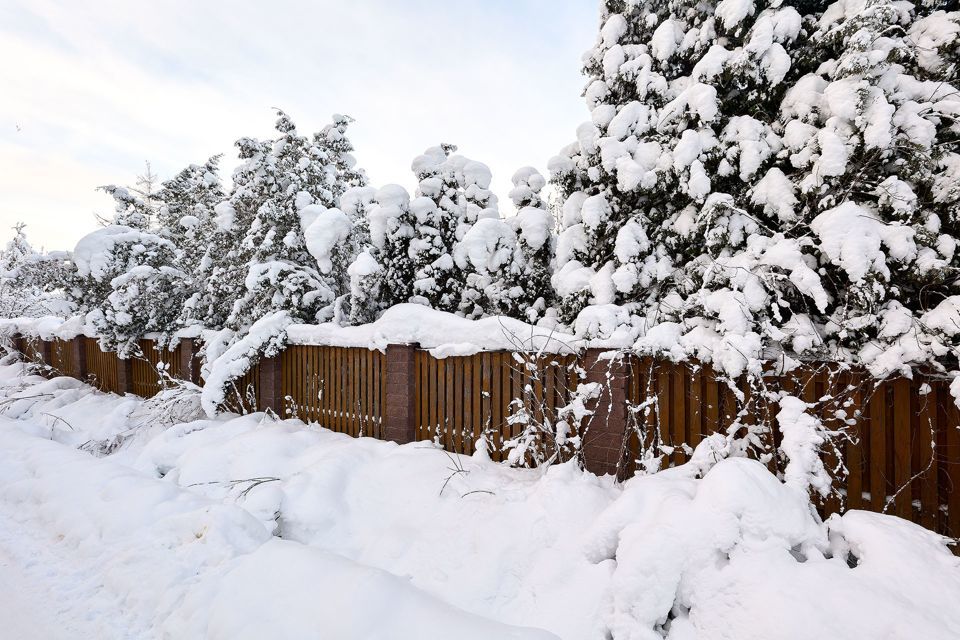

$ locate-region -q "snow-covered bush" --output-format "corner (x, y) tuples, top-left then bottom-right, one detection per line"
(0, 224), (73, 317)
(503, 356), (598, 468)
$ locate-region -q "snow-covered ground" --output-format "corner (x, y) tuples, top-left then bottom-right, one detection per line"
(0, 358), (958, 639)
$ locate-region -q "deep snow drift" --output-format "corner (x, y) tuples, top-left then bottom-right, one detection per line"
(0, 361), (957, 639)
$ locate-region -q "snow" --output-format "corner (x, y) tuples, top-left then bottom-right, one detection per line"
(72, 225), (174, 280)
(285, 303), (578, 357)
(810, 202), (916, 283)
(1, 364), (958, 639)
(303, 207), (352, 273)
(201, 311), (292, 415)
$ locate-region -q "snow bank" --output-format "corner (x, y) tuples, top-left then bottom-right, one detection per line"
(0, 419), (557, 639)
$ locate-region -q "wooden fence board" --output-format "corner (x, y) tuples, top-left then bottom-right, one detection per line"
(917, 382), (938, 531)
(869, 384), (888, 513)
(893, 378), (912, 519)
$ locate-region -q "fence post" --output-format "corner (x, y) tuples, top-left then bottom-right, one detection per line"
(11, 334), (23, 356)
(116, 353), (134, 394)
(70, 336), (87, 379)
(39, 339), (53, 368)
(178, 338), (200, 384)
(581, 348), (630, 478)
(258, 354), (283, 415)
(383, 343), (417, 445)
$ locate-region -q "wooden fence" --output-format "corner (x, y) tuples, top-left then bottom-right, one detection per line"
(626, 359), (960, 539)
(413, 350), (580, 461)
(281, 345), (386, 439)
(7, 334), (960, 540)
(84, 337), (120, 393)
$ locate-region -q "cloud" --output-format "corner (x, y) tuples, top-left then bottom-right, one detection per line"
(0, 0), (597, 250)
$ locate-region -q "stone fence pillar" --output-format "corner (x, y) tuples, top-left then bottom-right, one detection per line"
(581, 348), (630, 478)
(383, 343), (418, 445)
(70, 336), (87, 379)
(116, 354), (134, 394)
(258, 355), (283, 415)
(178, 338), (201, 384)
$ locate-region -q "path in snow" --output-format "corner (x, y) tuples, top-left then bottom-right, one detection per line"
(0, 543), (73, 640)
(0, 446), (145, 640)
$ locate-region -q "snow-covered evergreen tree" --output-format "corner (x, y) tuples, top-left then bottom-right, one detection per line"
(155, 156), (226, 328)
(198, 137), (277, 330)
(0, 223), (47, 317)
(227, 110), (367, 330)
(549, 0), (960, 479)
(508, 167), (555, 321)
(552, 1), (950, 365)
(409, 144), (499, 314)
(347, 184), (417, 324)
(72, 225), (181, 355)
(315, 185), (376, 323)
(97, 185), (153, 229)
(455, 217), (518, 318)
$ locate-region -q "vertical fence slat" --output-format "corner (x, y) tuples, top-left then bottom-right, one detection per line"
(917, 381), (938, 532)
(944, 392), (960, 537)
(491, 354), (502, 454)
(845, 372), (865, 512)
(472, 353), (483, 447)
(671, 364), (686, 466)
(893, 378), (912, 520)
(869, 383), (889, 513)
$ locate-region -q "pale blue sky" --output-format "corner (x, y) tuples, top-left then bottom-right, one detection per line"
(0, 0), (597, 250)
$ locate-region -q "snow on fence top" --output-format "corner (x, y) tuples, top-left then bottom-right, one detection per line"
(0, 305), (607, 358)
(0, 315), (92, 341)
(285, 304), (586, 357)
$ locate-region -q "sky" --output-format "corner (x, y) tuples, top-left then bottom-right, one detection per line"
(0, 0), (598, 251)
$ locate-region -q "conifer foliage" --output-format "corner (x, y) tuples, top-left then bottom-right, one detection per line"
(550, 0), (960, 380)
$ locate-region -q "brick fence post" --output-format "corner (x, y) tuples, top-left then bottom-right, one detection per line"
(116, 354), (134, 394)
(258, 354), (283, 415)
(178, 338), (201, 384)
(70, 336), (87, 379)
(581, 348), (630, 478)
(383, 343), (418, 444)
(38, 340), (53, 369)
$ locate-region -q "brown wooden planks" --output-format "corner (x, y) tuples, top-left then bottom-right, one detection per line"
(916, 381), (938, 532)
(845, 372), (865, 512)
(869, 382), (889, 513)
(892, 378), (912, 520)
